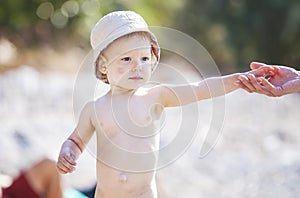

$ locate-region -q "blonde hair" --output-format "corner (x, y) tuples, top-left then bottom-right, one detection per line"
(95, 32), (157, 84)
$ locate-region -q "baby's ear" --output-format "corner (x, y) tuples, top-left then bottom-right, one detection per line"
(99, 64), (107, 74)
(95, 55), (109, 82)
(96, 55), (108, 74)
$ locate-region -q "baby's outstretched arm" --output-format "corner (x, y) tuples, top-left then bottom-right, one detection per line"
(157, 66), (275, 107)
(194, 65), (275, 99)
(57, 102), (95, 174)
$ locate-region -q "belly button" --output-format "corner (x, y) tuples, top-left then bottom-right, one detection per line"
(119, 172), (128, 182)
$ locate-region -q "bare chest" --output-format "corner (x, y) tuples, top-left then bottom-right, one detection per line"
(93, 96), (163, 151)
(97, 98), (162, 134)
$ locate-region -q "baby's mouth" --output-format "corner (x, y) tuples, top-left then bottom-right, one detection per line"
(128, 76), (143, 80)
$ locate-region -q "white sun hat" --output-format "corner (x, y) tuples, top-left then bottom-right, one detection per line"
(90, 11), (160, 82)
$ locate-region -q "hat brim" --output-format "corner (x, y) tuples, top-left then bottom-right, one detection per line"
(93, 27), (160, 65)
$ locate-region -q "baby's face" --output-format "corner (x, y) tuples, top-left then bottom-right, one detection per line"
(103, 35), (152, 90)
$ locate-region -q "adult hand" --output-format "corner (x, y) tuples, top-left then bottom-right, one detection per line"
(236, 64), (277, 96)
(238, 62), (300, 97)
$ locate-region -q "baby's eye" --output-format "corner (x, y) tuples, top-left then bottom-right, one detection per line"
(121, 57), (131, 61)
(142, 57), (150, 62)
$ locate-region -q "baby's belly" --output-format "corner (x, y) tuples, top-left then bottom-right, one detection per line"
(97, 131), (160, 172)
(96, 163), (157, 198)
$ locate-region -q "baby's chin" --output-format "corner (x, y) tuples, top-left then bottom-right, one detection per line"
(111, 83), (145, 92)
(125, 83), (147, 90)
(125, 80), (150, 89)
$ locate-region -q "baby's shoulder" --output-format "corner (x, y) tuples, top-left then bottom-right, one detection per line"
(82, 99), (105, 118)
(80, 100), (96, 114)
(94, 94), (109, 105)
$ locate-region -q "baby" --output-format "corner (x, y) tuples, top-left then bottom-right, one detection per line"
(57, 11), (275, 198)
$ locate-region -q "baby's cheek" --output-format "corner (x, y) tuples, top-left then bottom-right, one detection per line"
(118, 67), (129, 74)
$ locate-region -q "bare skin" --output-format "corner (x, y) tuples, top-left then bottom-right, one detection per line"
(57, 35), (273, 198)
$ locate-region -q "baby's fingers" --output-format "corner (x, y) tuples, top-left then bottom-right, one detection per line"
(247, 75), (267, 92)
(235, 80), (252, 93)
(57, 161), (70, 174)
(238, 75), (255, 92)
(57, 154), (76, 174)
(57, 159), (75, 174)
(64, 153), (77, 166)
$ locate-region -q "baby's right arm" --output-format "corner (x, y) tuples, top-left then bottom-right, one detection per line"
(57, 102), (95, 174)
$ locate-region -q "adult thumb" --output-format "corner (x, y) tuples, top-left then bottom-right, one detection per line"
(250, 62), (266, 70)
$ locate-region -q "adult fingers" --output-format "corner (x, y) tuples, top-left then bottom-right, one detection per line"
(250, 66), (276, 77)
(247, 75), (275, 96)
(260, 78), (283, 97)
(247, 75), (267, 93)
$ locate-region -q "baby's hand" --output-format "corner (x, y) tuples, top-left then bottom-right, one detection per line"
(57, 139), (81, 174)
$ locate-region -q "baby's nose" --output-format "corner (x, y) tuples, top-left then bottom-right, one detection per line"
(131, 61), (142, 71)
